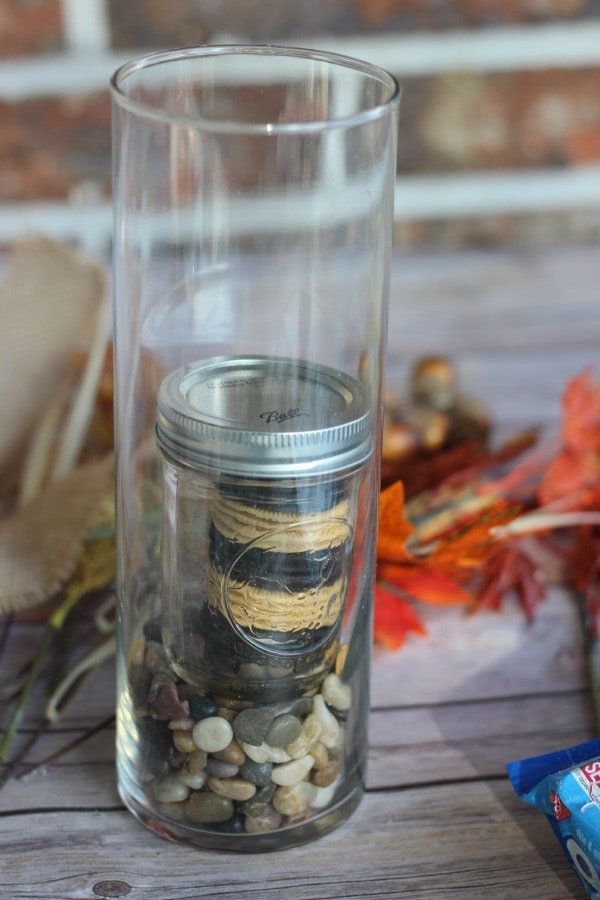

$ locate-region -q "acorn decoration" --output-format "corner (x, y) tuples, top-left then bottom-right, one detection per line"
(382, 356), (491, 487)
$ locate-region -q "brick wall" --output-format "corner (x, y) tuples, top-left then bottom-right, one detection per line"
(1, 0), (600, 251)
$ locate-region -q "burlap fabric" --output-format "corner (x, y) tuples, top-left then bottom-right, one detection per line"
(0, 237), (113, 615)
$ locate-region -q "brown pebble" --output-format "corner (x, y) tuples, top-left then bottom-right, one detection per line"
(207, 776), (256, 802)
(213, 739), (245, 766)
(172, 730), (196, 754)
(310, 741), (329, 769)
(311, 759), (339, 787)
(243, 806), (282, 833)
(272, 782), (315, 816)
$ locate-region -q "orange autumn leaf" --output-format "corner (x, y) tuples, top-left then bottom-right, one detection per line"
(377, 480), (413, 563)
(378, 562), (472, 606)
(426, 504), (520, 574)
(374, 582), (427, 650)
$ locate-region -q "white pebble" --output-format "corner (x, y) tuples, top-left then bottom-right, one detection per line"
(152, 773), (190, 803)
(271, 754), (315, 787)
(313, 694), (340, 749)
(329, 724), (345, 756)
(192, 716), (233, 753)
(272, 781), (316, 816)
(285, 713), (322, 759)
(241, 741), (292, 764)
(311, 776), (341, 809)
(321, 672), (352, 711)
(178, 768), (207, 790)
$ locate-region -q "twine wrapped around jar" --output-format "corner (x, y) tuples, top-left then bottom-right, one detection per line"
(207, 563), (346, 634)
(211, 494), (352, 553)
(207, 491), (352, 637)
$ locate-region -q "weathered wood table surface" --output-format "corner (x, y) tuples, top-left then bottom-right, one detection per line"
(1, 244), (599, 899)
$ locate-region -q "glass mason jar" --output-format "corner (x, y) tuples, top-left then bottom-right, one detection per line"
(111, 45), (400, 851)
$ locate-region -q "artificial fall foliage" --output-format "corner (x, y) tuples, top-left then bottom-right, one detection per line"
(374, 366), (600, 651)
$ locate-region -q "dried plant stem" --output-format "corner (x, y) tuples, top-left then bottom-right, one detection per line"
(51, 295), (111, 480)
(93, 593), (116, 634)
(0, 580), (87, 762)
(492, 510), (600, 539)
(0, 626), (54, 763)
(18, 387), (69, 506)
(45, 635), (115, 723)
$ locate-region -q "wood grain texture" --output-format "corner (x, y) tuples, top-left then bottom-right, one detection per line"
(0, 786), (584, 898)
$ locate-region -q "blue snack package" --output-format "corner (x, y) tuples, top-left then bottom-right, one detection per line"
(507, 738), (600, 898)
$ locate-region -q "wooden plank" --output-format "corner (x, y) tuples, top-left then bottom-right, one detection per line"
(371, 587), (587, 707)
(0, 760), (119, 813)
(367, 691), (594, 789)
(0, 782), (582, 898)
(388, 247), (600, 359)
(387, 245), (600, 435)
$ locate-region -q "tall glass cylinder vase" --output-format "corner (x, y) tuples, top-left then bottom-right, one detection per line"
(111, 45), (400, 851)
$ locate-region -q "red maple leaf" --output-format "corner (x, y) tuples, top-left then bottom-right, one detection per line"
(539, 368), (600, 509)
(472, 544), (546, 621)
(373, 583), (427, 650)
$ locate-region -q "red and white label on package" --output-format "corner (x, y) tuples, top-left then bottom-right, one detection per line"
(573, 759), (600, 805)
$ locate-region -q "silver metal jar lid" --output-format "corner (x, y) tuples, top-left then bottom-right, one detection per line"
(156, 355), (372, 477)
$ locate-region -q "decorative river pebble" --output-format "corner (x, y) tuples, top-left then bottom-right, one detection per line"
(127, 633), (353, 835)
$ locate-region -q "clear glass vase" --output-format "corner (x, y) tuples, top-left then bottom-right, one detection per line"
(111, 44), (400, 851)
